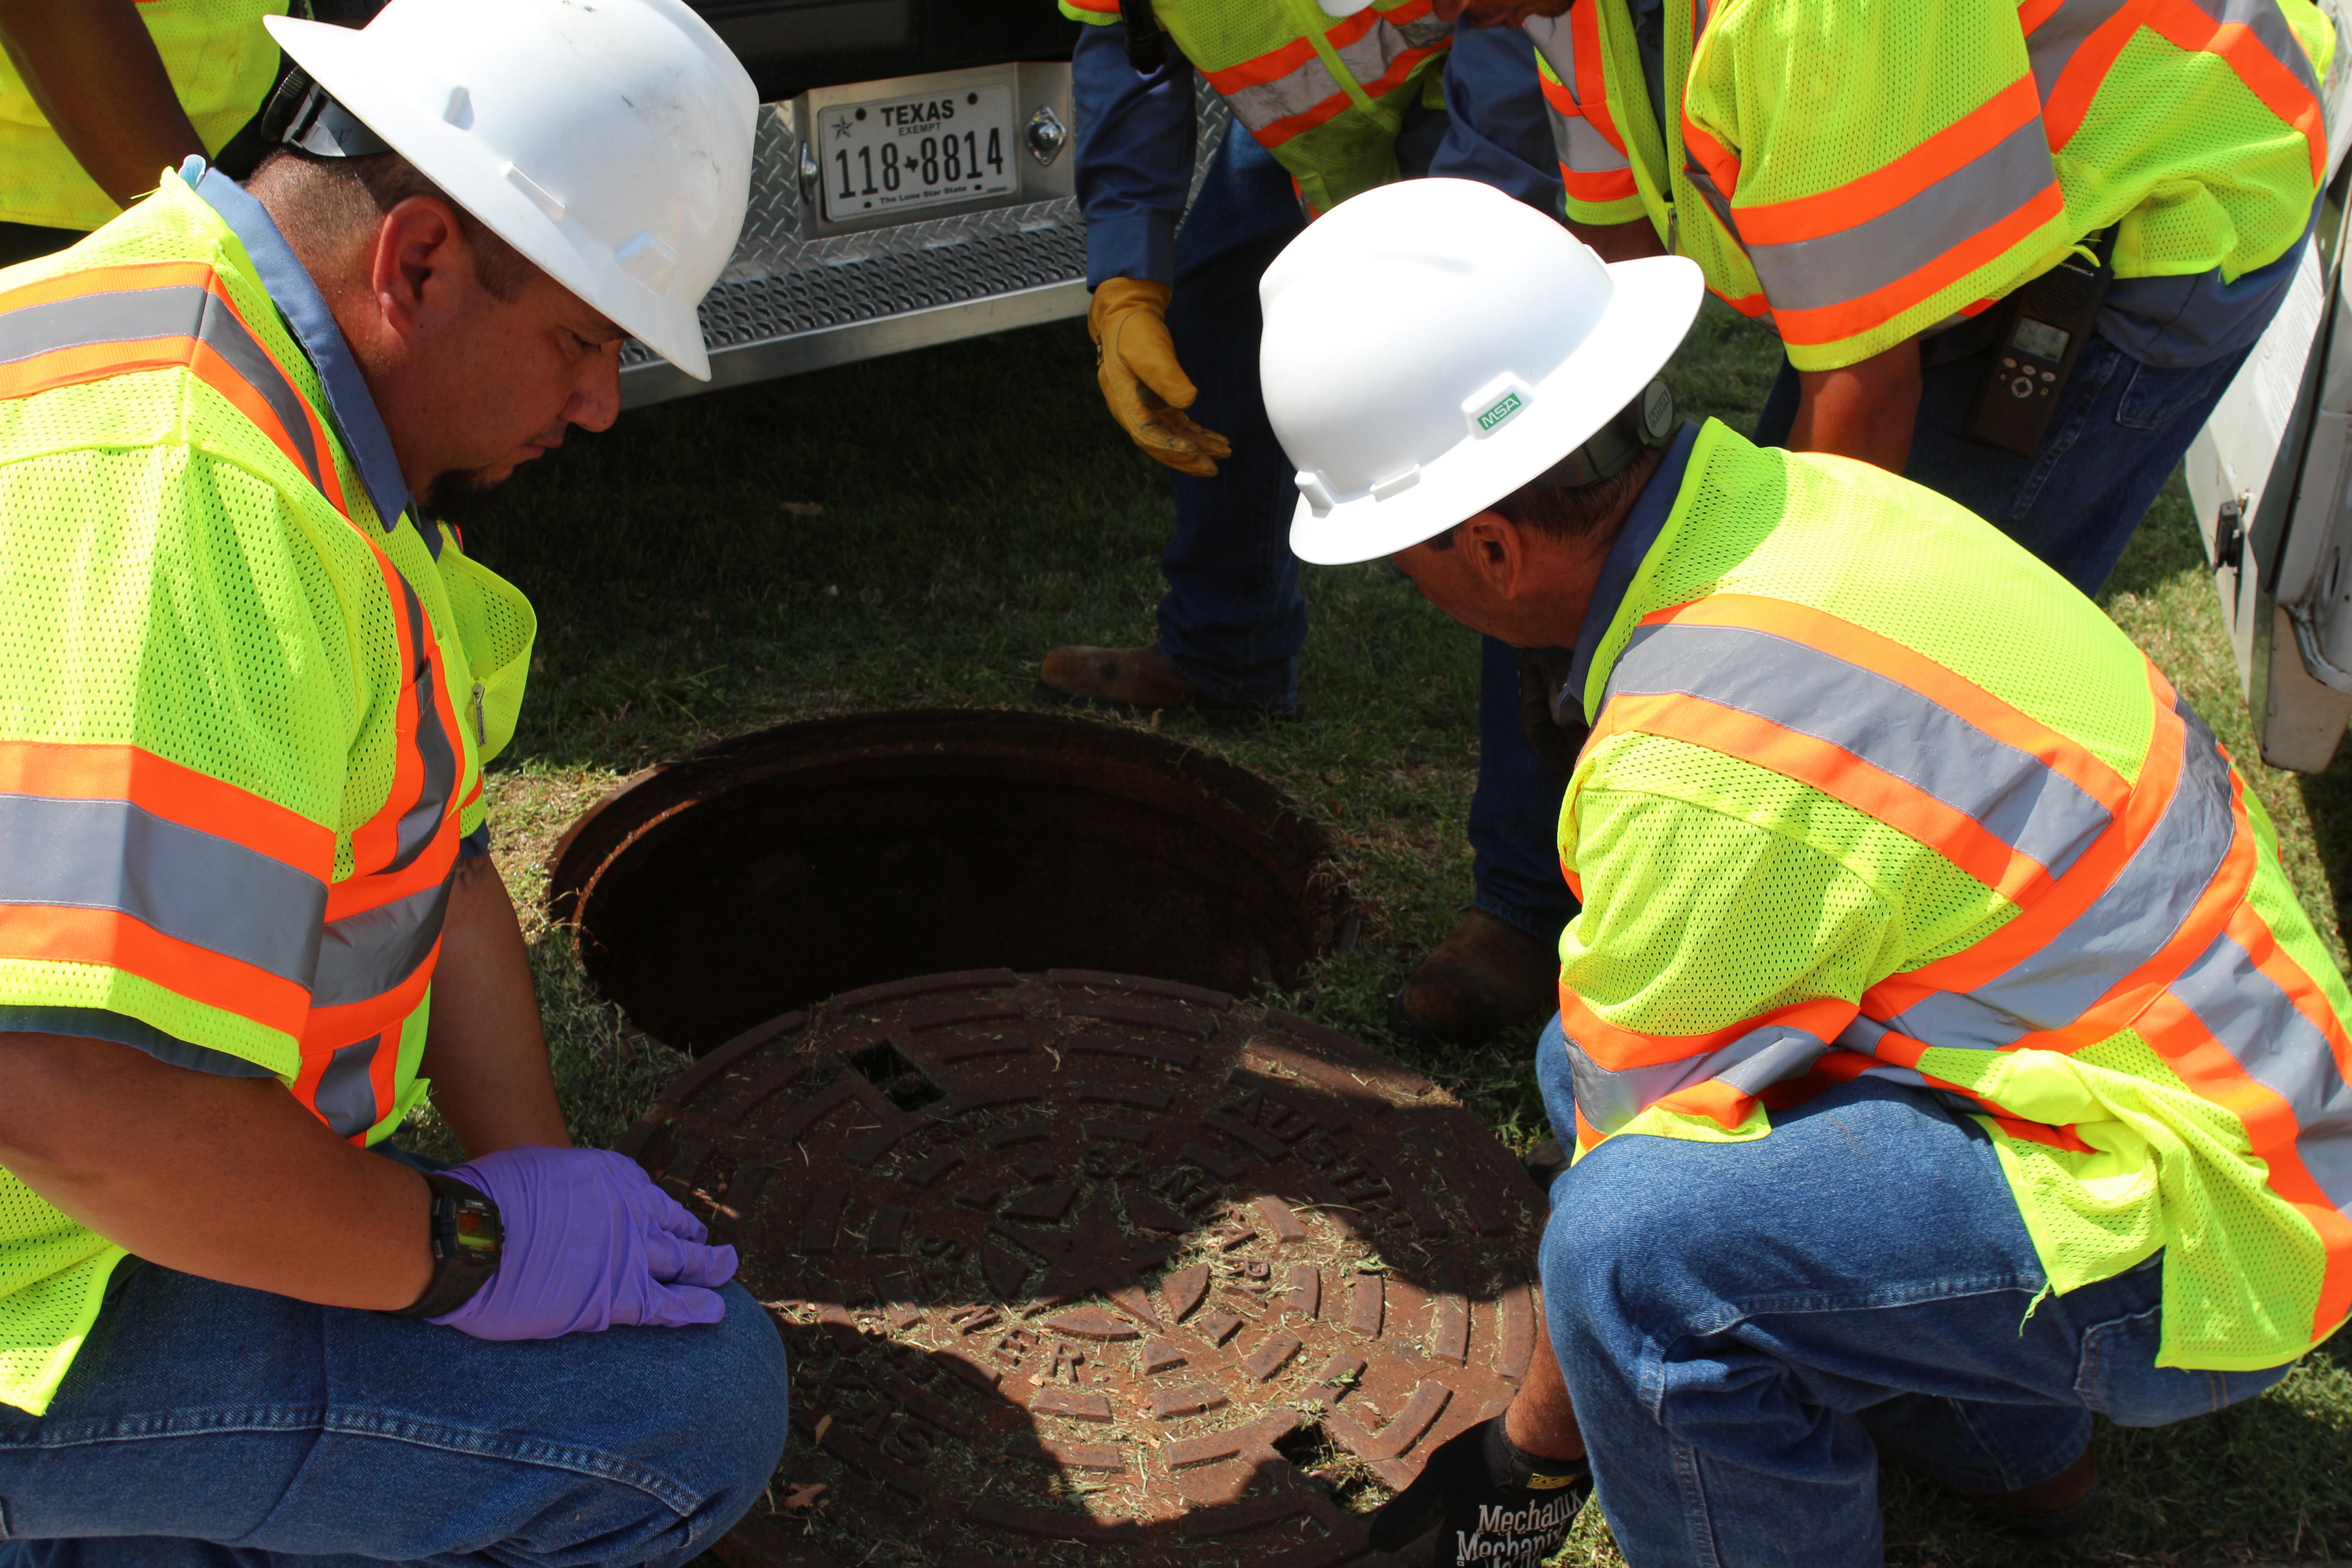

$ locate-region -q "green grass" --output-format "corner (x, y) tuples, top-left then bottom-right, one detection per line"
(442, 299), (2352, 1564)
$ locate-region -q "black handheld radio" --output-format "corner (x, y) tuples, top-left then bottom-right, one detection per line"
(1961, 231), (2116, 457)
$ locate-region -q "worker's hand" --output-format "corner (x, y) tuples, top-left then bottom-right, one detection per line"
(1518, 647), (1588, 784)
(1366, 1415), (1589, 1566)
(430, 1146), (737, 1340)
(1089, 276), (1232, 478)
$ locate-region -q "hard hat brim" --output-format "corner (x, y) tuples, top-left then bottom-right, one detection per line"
(262, 13), (716, 381)
(1289, 254), (1705, 567)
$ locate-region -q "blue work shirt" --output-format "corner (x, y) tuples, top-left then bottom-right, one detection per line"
(1072, 17), (1565, 290)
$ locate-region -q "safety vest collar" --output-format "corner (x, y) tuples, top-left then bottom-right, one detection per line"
(1563, 417), (1702, 721)
(180, 161), (416, 544)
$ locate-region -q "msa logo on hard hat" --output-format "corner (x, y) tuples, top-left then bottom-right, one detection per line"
(1477, 391), (1525, 433)
(1462, 375), (1534, 440)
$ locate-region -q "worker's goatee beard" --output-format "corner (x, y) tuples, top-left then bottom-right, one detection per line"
(417, 467), (509, 531)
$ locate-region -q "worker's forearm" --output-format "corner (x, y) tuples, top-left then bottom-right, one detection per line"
(0, 0), (206, 209)
(1566, 216), (1667, 265)
(0, 1033), (432, 1309)
(1787, 339), (1924, 473)
(421, 853), (571, 1156)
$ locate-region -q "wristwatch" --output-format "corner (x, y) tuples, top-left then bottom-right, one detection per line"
(384, 1171), (503, 1318)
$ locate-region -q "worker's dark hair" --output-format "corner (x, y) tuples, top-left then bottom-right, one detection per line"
(1423, 445), (1664, 552)
(252, 146), (537, 302)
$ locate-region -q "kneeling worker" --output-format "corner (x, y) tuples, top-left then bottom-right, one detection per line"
(1267, 180), (2352, 1563)
(0, 2), (785, 1563)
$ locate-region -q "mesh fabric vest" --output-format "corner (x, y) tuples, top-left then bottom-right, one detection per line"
(0, 172), (533, 1414)
(1564, 420), (2352, 1369)
(1528, 0), (2331, 369)
(0, 0), (289, 234)
(1061, 0), (1454, 214)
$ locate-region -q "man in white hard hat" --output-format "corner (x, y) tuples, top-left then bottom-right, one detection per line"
(1270, 179), (2350, 1564)
(0, 2), (789, 1562)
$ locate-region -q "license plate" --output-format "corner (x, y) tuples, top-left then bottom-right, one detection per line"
(817, 83), (1018, 224)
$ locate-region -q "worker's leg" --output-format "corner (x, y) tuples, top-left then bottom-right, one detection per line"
(0, 1258), (789, 1567)
(1154, 125), (1310, 709)
(1529, 1019), (2292, 1567)
(1754, 333), (2254, 596)
(1469, 634), (1576, 943)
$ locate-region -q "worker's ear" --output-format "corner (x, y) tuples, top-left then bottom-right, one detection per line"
(1454, 510), (1533, 599)
(368, 195), (470, 341)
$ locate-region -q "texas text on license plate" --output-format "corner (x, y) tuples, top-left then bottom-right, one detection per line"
(818, 83), (1018, 223)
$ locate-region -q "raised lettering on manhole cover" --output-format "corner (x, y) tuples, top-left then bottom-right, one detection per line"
(622, 970), (1545, 1568)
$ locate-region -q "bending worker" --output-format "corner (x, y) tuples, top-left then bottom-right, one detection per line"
(1047, 0), (1587, 1047)
(0, 1), (787, 1562)
(1441, 0), (2331, 594)
(0, 0), (289, 267)
(1272, 180), (2352, 1563)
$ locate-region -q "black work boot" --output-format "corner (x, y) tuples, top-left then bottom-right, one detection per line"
(1390, 908), (1560, 1049)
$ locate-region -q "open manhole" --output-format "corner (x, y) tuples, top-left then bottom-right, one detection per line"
(549, 711), (1353, 1053)
(623, 969), (1544, 1568)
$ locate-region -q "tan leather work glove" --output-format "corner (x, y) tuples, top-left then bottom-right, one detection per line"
(1089, 277), (1233, 478)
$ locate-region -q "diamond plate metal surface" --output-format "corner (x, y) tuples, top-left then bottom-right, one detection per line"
(621, 74), (1235, 393)
(625, 970), (1545, 1568)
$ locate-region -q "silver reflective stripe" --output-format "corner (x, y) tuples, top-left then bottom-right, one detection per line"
(1526, 18), (1634, 175)
(2178, 0), (2324, 99)
(1738, 116), (2058, 314)
(0, 792), (326, 985)
(385, 577), (458, 874)
(1222, 13), (1446, 134)
(1881, 698), (2238, 1048)
(2024, 0), (2134, 106)
(2030, 0), (2320, 135)
(1566, 1019), (1830, 1132)
(0, 285), (323, 488)
(314, 1034), (383, 1137)
(311, 876), (450, 1009)
(1604, 621), (2115, 876)
(2167, 927), (2352, 1209)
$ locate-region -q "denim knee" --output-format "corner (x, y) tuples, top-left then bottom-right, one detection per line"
(540, 1284), (792, 1568)
(646, 1284), (791, 1562)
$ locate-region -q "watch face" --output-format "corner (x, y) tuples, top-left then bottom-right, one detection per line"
(452, 1203), (500, 1255)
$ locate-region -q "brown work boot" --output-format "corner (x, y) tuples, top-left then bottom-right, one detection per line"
(1390, 908), (1560, 1049)
(1943, 1445), (2101, 1542)
(1036, 644), (1286, 720)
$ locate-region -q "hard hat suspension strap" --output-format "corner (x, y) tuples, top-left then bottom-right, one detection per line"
(262, 68), (393, 160)
(1532, 379), (1676, 491)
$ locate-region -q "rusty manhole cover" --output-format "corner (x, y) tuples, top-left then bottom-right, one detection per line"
(623, 970), (1545, 1568)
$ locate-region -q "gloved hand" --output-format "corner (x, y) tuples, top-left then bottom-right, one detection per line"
(1518, 647), (1589, 784)
(431, 1146), (738, 1340)
(1367, 1415), (1591, 1567)
(1089, 276), (1232, 478)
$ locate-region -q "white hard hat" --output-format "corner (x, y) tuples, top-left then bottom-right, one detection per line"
(265, 0), (757, 381)
(1261, 178), (1703, 565)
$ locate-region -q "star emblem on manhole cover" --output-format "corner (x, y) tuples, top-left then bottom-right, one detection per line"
(624, 970), (1547, 1567)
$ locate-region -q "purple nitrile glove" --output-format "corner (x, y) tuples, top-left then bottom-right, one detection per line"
(430, 1146), (738, 1341)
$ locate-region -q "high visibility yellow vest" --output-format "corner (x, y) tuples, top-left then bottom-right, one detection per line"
(0, 172), (534, 1414)
(1529, 0), (2333, 370)
(1061, 0), (1453, 214)
(1562, 419), (2352, 1370)
(0, 0), (288, 234)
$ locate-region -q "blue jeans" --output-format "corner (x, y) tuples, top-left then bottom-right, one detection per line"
(1532, 1017), (2295, 1565)
(0, 1260), (789, 1566)
(1161, 127), (1575, 939)
(1753, 330), (2255, 595)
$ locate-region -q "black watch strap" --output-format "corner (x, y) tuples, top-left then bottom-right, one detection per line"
(384, 1171), (503, 1319)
